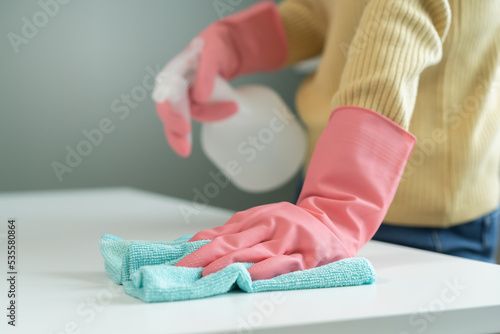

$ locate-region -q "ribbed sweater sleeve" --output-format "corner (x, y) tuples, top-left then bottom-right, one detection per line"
(278, 0), (329, 66)
(332, 0), (451, 129)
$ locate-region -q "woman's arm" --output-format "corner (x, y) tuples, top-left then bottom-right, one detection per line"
(278, 0), (329, 66)
(332, 0), (451, 129)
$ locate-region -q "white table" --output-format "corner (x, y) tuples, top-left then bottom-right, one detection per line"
(1, 188), (499, 334)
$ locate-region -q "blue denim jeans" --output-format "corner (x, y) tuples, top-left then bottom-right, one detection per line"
(294, 178), (500, 263)
(373, 208), (500, 263)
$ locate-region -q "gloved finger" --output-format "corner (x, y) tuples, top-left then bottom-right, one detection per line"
(186, 219), (243, 243)
(155, 101), (191, 136)
(190, 101), (238, 123)
(187, 206), (273, 243)
(190, 41), (218, 103)
(165, 130), (191, 158)
(186, 208), (260, 242)
(248, 253), (306, 281)
(175, 224), (269, 269)
(201, 239), (281, 277)
(216, 204), (278, 226)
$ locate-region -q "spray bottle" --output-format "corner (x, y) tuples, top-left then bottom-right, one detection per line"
(152, 38), (307, 193)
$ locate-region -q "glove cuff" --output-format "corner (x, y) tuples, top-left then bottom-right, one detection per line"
(297, 106), (416, 256)
(219, 1), (288, 77)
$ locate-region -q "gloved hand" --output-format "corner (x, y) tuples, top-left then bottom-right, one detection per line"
(175, 106), (416, 281)
(154, 1), (288, 157)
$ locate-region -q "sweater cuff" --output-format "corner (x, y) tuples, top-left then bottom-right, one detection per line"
(278, 0), (328, 66)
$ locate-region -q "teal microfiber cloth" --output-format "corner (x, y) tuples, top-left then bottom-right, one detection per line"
(99, 233), (376, 303)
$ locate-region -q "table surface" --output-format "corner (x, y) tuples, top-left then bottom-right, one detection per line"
(1, 188), (499, 334)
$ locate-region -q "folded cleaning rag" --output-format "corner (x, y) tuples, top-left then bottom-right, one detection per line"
(99, 233), (376, 303)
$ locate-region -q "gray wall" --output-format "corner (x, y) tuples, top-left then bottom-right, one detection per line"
(0, 0), (305, 211)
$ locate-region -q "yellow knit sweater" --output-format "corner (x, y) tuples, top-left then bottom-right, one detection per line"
(278, 0), (500, 227)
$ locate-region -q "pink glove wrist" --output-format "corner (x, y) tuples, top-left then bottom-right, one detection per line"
(297, 106), (416, 256)
(216, 1), (288, 78)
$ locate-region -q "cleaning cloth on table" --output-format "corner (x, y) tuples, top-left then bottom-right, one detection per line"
(99, 233), (376, 303)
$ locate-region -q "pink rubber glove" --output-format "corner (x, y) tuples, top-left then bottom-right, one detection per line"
(175, 106), (416, 281)
(155, 1), (288, 157)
